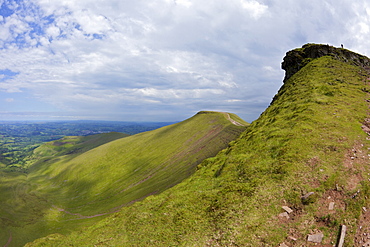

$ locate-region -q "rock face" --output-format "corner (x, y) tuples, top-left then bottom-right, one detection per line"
(281, 43), (370, 82)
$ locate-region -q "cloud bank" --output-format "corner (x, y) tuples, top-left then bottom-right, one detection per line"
(0, 0), (369, 121)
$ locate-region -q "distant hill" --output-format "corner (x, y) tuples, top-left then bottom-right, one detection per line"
(26, 44), (370, 246)
(0, 111), (247, 247)
(0, 120), (175, 169)
(30, 132), (129, 158)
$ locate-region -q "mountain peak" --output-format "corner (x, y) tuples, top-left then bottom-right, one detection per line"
(281, 43), (370, 82)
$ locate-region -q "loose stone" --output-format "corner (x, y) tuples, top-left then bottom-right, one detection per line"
(302, 192), (314, 199)
(282, 206), (293, 214)
(279, 243), (288, 247)
(288, 236), (297, 241)
(278, 212), (289, 219)
(307, 233), (324, 243)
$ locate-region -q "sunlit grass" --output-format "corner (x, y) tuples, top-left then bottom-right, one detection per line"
(28, 55), (370, 246)
(1, 112), (246, 246)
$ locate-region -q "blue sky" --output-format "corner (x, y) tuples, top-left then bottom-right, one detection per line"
(0, 0), (370, 122)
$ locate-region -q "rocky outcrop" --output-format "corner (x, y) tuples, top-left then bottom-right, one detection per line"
(281, 43), (370, 82)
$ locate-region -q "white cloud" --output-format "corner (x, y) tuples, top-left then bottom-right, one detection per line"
(1, 0), (370, 121)
(175, 0), (192, 8)
(46, 25), (60, 38)
(240, 0), (268, 19)
(358, 22), (370, 35)
(136, 87), (224, 99)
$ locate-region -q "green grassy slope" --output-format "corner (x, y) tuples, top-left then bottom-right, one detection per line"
(0, 132), (127, 247)
(27, 132), (129, 167)
(27, 45), (370, 246)
(0, 132), (128, 247)
(1, 111), (246, 247)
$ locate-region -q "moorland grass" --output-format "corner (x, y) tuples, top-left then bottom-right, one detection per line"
(1, 112), (246, 247)
(0, 132), (128, 247)
(27, 54), (370, 246)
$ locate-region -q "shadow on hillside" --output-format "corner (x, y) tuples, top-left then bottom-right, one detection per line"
(0, 171), (51, 247)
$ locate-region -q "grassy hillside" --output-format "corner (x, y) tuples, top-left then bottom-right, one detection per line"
(27, 45), (370, 246)
(28, 132), (129, 164)
(0, 132), (128, 246)
(1, 111), (246, 247)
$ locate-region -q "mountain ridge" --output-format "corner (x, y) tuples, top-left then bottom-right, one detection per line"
(24, 44), (370, 246)
(1, 111), (247, 247)
(281, 43), (370, 82)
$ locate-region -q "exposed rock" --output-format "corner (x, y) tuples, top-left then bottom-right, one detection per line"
(279, 243), (289, 247)
(337, 225), (347, 247)
(302, 192), (314, 200)
(282, 206), (293, 214)
(307, 232), (324, 243)
(329, 202), (335, 210)
(278, 212), (289, 219)
(288, 236), (297, 241)
(352, 190), (361, 198)
(281, 43), (370, 82)
(336, 184), (341, 191)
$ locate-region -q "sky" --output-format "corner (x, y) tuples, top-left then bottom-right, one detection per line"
(0, 0), (370, 122)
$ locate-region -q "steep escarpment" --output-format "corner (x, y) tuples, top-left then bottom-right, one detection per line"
(27, 45), (370, 246)
(282, 43), (370, 82)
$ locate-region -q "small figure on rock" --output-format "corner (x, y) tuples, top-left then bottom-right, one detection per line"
(341, 44), (344, 48)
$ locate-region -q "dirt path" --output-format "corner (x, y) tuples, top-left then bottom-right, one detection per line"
(53, 205), (117, 220)
(51, 191), (158, 221)
(224, 113), (246, 126)
(4, 232), (12, 247)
